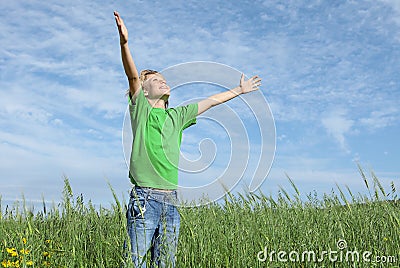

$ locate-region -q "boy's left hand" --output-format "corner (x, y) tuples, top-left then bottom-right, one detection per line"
(240, 74), (262, 94)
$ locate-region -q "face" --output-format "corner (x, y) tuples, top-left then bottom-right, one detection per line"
(143, 73), (170, 100)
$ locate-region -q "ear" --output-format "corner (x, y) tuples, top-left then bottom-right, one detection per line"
(142, 87), (149, 97)
(141, 81), (148, 96)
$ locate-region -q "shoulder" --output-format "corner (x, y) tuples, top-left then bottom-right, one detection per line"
(128, 87), (145, 106)
(167, 103), (198, 123)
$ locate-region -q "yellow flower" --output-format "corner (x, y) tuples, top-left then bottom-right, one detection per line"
(45, 239), (51, 244)
(19, 249), (30, 255)
(1, 259), (11, 268)
(22, 238), (27, 245)
(383, 237), (388, 241)
(26, 260), (34, 266)
(5, 248), (17, 257)
(43, 251), (51, 258)
(5, 248), (15, 254)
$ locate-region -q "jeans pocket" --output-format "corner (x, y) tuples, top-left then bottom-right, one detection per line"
(127, 191), (148, 220)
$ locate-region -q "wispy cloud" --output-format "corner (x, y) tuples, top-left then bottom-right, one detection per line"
(359, 107), (399, 131)
(321, 109), (354, 153)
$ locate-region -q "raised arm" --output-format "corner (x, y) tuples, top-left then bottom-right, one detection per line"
(114, 11), (140, 98)
(197, 74), (262, 115)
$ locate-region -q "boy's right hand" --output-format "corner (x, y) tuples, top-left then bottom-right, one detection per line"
(114, 11), (128, 45)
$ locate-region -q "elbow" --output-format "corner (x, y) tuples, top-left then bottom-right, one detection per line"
(128, 76), (139, 82)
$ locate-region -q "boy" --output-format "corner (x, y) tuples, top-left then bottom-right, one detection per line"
(114, 11), (261, 267)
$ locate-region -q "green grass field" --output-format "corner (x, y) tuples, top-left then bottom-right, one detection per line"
(1, 168), (399, 267)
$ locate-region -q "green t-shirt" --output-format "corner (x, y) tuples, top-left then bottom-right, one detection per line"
(128, 88), (198, 189)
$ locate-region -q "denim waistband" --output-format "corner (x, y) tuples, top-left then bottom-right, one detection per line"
(132, 186), (178, 204)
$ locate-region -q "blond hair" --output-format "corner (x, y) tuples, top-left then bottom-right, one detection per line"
(140, 69), (159, 83)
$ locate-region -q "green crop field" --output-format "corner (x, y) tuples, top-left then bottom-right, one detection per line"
(1, 168), (399, 267)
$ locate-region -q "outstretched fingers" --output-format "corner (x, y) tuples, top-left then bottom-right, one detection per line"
(239, 74), (262, 93)
(250, 75), (262, 89)
(114, 11), (121, 26)
(114, 11), (126, 30)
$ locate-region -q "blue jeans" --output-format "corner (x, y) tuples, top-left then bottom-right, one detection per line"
(127, 186), (180, 268)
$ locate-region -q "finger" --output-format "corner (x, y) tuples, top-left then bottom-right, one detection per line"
(114, 11), (123, 25)
(114, 15), (120, 24)
(240, 73), (245, 85)
(252, 78), (261, 89)
(114, 11), (120, 20)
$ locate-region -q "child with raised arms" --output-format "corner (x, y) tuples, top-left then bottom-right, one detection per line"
(114, 11), (261, 267)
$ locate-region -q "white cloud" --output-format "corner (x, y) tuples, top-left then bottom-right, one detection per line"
(321, 110), (354, 153)
(359, 107), (398, 130)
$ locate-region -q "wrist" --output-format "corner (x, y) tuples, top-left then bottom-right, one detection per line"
(233, 86), (243, 95)
(120, 37), (128, 46)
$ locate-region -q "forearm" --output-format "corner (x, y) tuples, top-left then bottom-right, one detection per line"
(197, 86), (242, 115)
(208, 86), (242, 106)
(120, 43), (139, 81)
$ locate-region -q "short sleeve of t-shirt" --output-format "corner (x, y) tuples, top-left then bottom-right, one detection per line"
(172, 103), (198, 130)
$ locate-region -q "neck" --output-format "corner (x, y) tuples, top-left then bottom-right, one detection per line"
(147, 98), (166, 109)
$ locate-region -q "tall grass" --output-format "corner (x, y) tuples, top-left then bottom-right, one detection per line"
(1, 170), (399, 267)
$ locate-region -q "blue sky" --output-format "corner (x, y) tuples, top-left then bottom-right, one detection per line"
(1, 0), (399, 207)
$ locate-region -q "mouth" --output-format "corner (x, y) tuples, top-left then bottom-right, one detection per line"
(160, 86), (170, 92)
